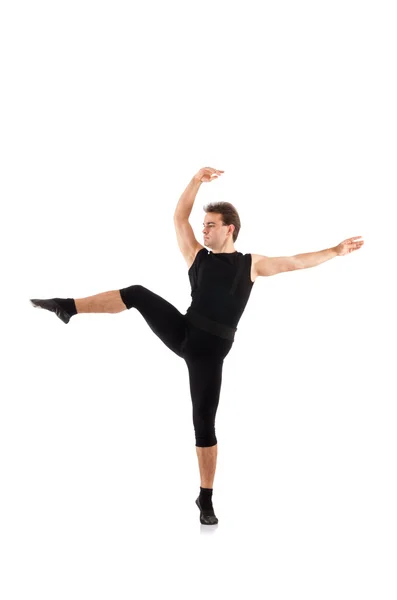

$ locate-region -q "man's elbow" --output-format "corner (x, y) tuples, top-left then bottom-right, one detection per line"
(291, 256), (303, 271)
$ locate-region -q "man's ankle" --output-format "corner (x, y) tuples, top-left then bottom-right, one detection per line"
(53, 298), (77, 316)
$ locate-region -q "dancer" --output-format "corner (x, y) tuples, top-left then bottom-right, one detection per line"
(30, 166), (364, 525)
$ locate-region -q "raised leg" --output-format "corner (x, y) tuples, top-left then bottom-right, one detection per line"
(75, 290), (127, 314)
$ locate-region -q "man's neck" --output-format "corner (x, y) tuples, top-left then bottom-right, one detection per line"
(210, 249), (237, 254)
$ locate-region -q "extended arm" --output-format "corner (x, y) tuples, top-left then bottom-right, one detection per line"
(295, 235), (364, 267)
(253, 247), (337, 277)
(254, 237), (364, 277)
(294, 246), (338, 269)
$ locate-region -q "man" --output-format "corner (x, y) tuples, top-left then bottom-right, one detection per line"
(30, 166), (364, 525)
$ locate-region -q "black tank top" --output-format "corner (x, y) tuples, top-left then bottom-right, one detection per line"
(186, 248), (255, 329)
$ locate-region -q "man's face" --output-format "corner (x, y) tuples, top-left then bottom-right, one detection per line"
(202, 213), (224, 246)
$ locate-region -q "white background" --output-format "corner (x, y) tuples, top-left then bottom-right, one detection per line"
(1, 1), (396, 598)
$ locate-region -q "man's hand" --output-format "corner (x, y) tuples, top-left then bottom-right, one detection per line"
(335, 236), (364, 256)
(194, 167), (224, 183)
(174, 168), (223, 220)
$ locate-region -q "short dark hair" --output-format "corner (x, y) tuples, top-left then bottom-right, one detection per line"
(203, 201), (241, 243)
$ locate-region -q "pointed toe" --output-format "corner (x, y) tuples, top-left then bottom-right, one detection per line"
(30, 299), (71, 324)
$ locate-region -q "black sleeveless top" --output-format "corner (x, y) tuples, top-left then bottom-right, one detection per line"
(186, 248), (255, 330)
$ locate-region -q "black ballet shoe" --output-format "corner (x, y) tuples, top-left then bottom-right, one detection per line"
(30, 299), (71, 324)
(195, 497), (219, 525)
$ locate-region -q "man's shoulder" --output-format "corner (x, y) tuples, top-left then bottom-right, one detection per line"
(187, 245), (207, 271)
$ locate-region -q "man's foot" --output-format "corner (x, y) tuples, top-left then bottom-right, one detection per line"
(30, 299), (71, 324)
(195, 497), (218, 525)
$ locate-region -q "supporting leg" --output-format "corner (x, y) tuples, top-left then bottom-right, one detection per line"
(75, 290), (127, 314)
(196, 443), (218, 488)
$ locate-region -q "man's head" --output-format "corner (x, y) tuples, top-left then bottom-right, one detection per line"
(202, 202), (241, 253)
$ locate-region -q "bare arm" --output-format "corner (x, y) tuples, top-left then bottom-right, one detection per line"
(254, 237), (364, 277)
(294, 247), (338, 269)
(173, 167), (224, 220)
(295, 236), (364, 268)
(252, 248), (337, 277)
(174, 177), (202, 220)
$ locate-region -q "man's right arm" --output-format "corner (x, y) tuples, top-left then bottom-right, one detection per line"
(174, 177), (202, 221)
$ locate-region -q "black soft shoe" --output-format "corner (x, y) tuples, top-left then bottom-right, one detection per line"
(195, 497), (218, 525)
(30, 299), (71, 324)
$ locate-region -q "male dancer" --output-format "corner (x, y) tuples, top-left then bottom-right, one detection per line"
(30, 166), (364, 525)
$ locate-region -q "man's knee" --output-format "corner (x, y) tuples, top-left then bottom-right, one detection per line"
(195, 433), (217, 447)
(194, 417), (217, 447)
(119, 285), (144, 310)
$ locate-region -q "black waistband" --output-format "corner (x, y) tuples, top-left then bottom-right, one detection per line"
(185, 308), (237, 341)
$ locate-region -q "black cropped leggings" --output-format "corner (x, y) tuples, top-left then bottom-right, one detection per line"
(119, 285), (234, 447)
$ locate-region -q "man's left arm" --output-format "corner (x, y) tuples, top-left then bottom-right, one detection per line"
(294, 246), (338, 269)
(294, 236), (364, 269)
(253, 237), (364, 277)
